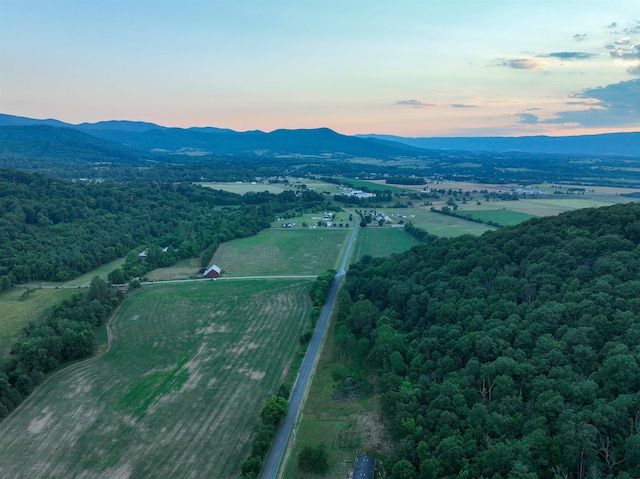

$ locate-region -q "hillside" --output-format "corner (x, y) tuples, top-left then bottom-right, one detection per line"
(339, 202), (640, 478)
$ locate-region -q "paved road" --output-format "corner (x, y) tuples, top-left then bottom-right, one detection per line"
(260, 219), (358, 479)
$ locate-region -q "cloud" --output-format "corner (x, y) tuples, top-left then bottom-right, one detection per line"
(624, 21), (640, 35)
(516, 113), (539, 124)
(628, 65), (640, 76)
(546, 51), (595, 60)
(498, 58), (542, 70)
(573, 33), (587, 42)
(395, 99), (435, 108)
(450, 103), (476, 108)
(526, 107), (541, 111)
(544, 79), (640, 127)
(606, 39), (640, 60)
(608, 22), (618, 30)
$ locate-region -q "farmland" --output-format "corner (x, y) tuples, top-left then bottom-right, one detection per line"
(211, 228), (350, 276)
(0, 280), (312, 479)
(352, 227), (420, 261)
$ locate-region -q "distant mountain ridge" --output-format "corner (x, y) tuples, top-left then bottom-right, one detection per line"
(1, 113), (639, 157)
(359, 132), (640, 157)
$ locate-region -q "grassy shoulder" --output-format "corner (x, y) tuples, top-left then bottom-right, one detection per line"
(282, 318), (391, 479)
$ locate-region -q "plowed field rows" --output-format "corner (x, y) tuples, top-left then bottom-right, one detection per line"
(0, 280), (311, 479)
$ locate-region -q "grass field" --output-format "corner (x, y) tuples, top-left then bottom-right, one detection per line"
(0, 280), (312, 479)
(211, 228), (350, 276)
(0, 288), (75, 357)
(145, 257), (202, 281)
(385, 208), (497, 236)
(336, 178), (409, 194)
(282, 326), (390, 479)
(351, 227), (420, 261)
(63, 258), (126, 287)
(461, 209), (536, 226)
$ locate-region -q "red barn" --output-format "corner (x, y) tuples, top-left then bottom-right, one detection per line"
(203, 264), (221, 278)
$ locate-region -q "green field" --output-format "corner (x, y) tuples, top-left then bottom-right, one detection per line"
(336, 177), (409, 193)
(145, 257), (202, 281)
(0, 288), (75, 357)
(62, 258), (126, 287)
(386, 208), (496, 236)
(461, 209), (536, 226)
(211, 228), (350, 276)
(352, 227), (420, 261)
(0, 280), (312, 479)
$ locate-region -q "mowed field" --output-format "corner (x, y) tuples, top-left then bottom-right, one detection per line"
(211, 228), (350, 276)
(0, 288), (75, 357)
(0, 280), (312, 479)
(351, 227), (420, 261)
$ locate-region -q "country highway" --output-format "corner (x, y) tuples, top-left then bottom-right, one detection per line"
(260, 219), (359, 479)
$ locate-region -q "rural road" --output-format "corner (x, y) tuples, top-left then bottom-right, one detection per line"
(260, 219), (359, 479)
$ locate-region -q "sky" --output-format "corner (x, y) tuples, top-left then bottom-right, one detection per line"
(1, 0), (639, 137)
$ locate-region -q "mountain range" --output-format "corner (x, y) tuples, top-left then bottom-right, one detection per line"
(1, 113), (639, 158)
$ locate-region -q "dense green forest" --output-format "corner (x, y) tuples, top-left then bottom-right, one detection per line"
(0, 168), (327, 291)
(338, 202), (640, 479)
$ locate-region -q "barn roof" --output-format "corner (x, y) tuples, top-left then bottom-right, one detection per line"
(203, 264), (221, 276)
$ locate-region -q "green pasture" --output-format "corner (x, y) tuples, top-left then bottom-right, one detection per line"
(461, 209), (536, 226)
(198, 181), (290, 195)
(352, 227), (419, 261)
(0, 280), (312, 479)
(386, 208), (496, 237)
(145, 257), (202, 281)
(335, 177), (409, 193)
(211, 228), (350, 276)
(0, 288), (75, 357)
(63, 258), (126, 287)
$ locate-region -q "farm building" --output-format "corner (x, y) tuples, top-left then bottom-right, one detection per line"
(352, 455), (376, 479)
(203, 264), (221, 278)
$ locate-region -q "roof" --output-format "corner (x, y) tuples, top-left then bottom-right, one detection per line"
(203, 264), (221, 276)
(353, 455), (375, 479)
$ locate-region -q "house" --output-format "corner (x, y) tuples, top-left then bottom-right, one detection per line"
(352, 455), (376, 479)
(203, 264), (221, 278)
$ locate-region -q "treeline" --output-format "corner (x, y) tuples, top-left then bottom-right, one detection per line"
(0, 169), (327, 291)
(430, 206), (503, 228)
(0, 277), (119, 419)
(340, 202), (640, 478)
(403, 222), (439, 243)
(239, 395), (288, 479)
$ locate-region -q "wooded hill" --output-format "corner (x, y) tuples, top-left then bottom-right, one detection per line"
(339, 202), (640, 479)
(0, 168), (327, 291)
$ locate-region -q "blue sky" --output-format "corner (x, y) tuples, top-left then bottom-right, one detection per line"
(1, 0), (639, 136)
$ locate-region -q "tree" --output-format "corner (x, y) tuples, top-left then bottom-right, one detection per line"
(298, 443), (329, 473)
(260, 395), (288, 426)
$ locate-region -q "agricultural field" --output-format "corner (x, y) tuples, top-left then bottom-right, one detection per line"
(382, 208), (497, 236)
(336, 178), (409, 194)
(198, 178), (336, 195)
(460, 209), (536, 226)
(211, 228), (350, 276)
(0, 288), (75, 357)
(0, 280), (312, 479)
(144, 257), (202, 282)
(351, 227), (420, 261)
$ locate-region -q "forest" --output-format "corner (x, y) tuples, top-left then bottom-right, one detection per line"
(338, 202), (640, 479)
(0, 168), (327, 291)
